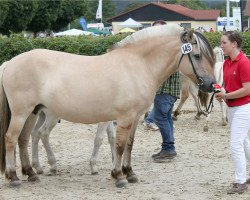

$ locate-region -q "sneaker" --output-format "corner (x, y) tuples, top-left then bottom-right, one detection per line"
(227, 183), (248, 194)
(142, 122), (159, 131)
(152, 150), (162, 158)
(153, 150), (177, 162)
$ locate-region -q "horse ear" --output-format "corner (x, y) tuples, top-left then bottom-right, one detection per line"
(187, 30), (194, 41)
(180, 30), (194, 43)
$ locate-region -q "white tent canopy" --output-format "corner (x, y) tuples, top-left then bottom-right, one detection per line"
(118, 18), (143, 28)
(54, 29), (93, 37)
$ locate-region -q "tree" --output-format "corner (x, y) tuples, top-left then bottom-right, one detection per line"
(0, 1), (9, 27)
(0, 1), (38, 35)
(50, 0), (87, 32)
(176, 0), (208, 10)
(85, 0), (115, 25)
(26, 0), (62, 35)
(123, 1), (145, 13)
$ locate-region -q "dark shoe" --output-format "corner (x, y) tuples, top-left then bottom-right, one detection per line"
(151, 150), (162, 158)
(227, 183), (248, 194)
(153, 150), (177, 162)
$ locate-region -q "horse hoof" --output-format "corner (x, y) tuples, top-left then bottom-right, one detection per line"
(195, 116), (201, 120)
(50, 168), (57, 175)
(115, 179), (128, 188)
(91, 171), (99, 175)
(172, 116), (177, 121)
(36, 169), (44, 174)
(28, 174), (40, 182)
(221, 122), (227, 126)
(127, 175), (138, 183)
(203, 126), (208, 132)
(9, 180), (21, 187)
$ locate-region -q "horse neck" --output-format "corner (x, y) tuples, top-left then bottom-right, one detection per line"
(136, 37), (181, 89)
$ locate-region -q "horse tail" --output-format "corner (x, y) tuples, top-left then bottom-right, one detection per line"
(198, 90), (209, 107)
(0, 62), (11, 174)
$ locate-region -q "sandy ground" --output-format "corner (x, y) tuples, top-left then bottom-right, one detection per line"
(0, 98), (250, 200)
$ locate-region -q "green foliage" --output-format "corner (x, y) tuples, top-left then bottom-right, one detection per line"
(0, 34), (125, 64)
(50, 0), (87, 32)
(204, 31), (250, 55)
(0, 34), (33, 64)
(0, 1), (38, 35)
(176, 0), (208, 10)
(1, 32), (250, 66)
(26, 0), (62, 34)
(85, 0), (115, 25)
(0, 1), (9, 27)
(123, 1), (144, 12)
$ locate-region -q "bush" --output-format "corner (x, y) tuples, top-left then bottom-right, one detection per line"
(0, 32), (250, 65)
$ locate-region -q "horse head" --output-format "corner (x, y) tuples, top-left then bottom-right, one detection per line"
(178, 30), (216, 93)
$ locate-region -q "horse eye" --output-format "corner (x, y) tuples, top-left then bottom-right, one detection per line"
(193, 54), (200, 60)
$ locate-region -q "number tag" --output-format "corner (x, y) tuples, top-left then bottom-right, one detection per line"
(181, 43), (192, 54)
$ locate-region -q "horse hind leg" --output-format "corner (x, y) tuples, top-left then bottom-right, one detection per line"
(89, 122), (109, 175)
(39, 114), (59, 175)
(18, 113), (40, 183)
(107, 121), (116, 163)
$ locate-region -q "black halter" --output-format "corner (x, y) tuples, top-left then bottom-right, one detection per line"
(177, 51), (204, 87)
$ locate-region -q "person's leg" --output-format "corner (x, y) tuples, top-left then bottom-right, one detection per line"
(227, 104), (250, 194)
(144, 108), (154, 124)
(143, 107), (159, 131)
(153, 93), (177, 159)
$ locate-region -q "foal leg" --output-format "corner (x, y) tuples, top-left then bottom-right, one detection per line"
(107, 121), (116, 162)
(89, 122), (109, 175)
(39, 112), (59, 174)
(122, 119), (139, 183)
(31, 111), (46, 174)
(18, 113), (40, 182)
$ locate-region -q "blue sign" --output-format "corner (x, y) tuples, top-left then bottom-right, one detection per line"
(80, 17), (87, 31)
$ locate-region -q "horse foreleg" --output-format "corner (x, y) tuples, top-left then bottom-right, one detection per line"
(111, 119), (133, 188)
(89, 122), (109, 175)
(18, 113), (40, 183)
(122, 119), (139, 184)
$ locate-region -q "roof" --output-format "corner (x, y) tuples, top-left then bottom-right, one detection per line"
(109, 2), (220, 21)
(244, 0), (250, 16)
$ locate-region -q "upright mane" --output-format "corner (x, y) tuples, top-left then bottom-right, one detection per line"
(113, 24), (183, 48)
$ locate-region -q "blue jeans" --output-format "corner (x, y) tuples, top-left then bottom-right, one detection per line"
(153, 93), (177, 152)
(145, 107), (154, 124)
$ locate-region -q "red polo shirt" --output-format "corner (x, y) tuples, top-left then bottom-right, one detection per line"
(223, 51), (250, 107)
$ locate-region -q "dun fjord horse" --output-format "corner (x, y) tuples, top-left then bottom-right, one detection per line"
(172, 47), (227, 131)
(31, 109), (115, 175)
(0, 24), (215, 188)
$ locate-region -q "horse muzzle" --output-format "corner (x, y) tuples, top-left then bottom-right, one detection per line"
(198, 76), (216, 93)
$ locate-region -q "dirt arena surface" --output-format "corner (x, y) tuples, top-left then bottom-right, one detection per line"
(0, 98), (249, 200)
